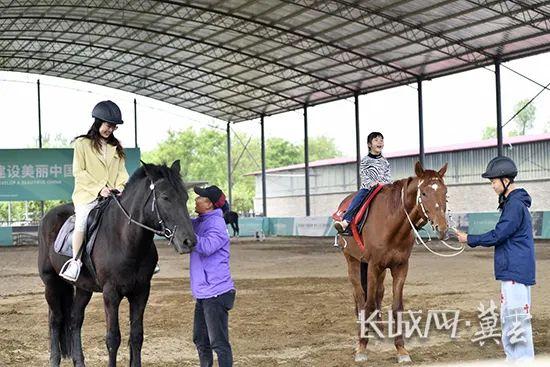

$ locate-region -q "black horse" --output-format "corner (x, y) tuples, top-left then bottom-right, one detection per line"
(224, 210), (239, 237)
(38, 161), (196, 367)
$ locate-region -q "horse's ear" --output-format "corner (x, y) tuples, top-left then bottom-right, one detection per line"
(438, 162), (448, 177)
(140, 160), (151, 177)
(415, 161), (425, 177)
(171, 160), (181, 175)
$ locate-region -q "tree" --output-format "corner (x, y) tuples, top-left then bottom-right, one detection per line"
(309, 136), (341, 161)
(482, 125), (496, 139)
(512, 99), (536, 136)
(142, 128), (342, 213)
(265, 138), (302, 169)
(32, 133), (71, 148)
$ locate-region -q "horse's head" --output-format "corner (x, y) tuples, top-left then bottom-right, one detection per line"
(140, 160), (197, 254)
(414, 161), (449, 240)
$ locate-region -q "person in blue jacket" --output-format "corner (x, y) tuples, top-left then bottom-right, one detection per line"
(457, 156), (535, 362)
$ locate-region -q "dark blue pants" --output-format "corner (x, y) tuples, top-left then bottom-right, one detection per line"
(343, 188), (371, 223)
(193, 290), (236, 367)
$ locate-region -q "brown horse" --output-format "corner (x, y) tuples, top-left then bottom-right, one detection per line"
(337, 161), (449, 363)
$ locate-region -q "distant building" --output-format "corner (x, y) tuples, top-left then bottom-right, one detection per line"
(248, 134), (550, 217)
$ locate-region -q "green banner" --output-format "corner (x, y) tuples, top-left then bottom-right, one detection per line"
(467, 212), (501, 235)
(0, 148), (140, 201)
(0, 227), (12, 246)
(269, 217), (295, 236)
(236, 217), (268, 237)
(542, 212), (550, 239)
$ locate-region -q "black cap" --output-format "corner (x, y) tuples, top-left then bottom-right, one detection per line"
(92, 100), (124, 124)
(194, 185), (226, 208)
(481, 156), (518, 179)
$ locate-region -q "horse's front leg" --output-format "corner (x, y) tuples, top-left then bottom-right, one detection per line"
(128, 283), (151, 367)
(391, 261), (411, 364)
(344, 254), (368, 362)
(71, 288), (93, 367)
(103, 286), (123, 367)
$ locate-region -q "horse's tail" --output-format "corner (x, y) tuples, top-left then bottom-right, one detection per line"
(58, 286), (74, 358)
(38, 203), (75, 360)
(360, 262), (368, 296)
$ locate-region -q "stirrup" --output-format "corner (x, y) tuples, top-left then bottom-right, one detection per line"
(59, 259), (81, 282)
(334, 220), (348, 233)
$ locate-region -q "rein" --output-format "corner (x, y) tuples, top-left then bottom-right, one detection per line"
(401, 181), (464, 258)
(110, 179), (177, 246)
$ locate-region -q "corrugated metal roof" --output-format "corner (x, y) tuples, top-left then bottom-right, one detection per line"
(248, 133), (550, 175)
(2, 1), (550, 122)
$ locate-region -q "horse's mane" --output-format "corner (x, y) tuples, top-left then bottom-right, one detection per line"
(383, 178), (408, 211)
(382, 170), (442, 211)
(125, 163), (186, 195)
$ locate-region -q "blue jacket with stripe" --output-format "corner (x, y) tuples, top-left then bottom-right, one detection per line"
(467, 188), (536, 286)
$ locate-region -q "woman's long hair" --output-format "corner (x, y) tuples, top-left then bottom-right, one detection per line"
(73, 119), (126, 159)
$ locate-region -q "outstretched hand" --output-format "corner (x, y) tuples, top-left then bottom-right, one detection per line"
(455, 230), (468, 244)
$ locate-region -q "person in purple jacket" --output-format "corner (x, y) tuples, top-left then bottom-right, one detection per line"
(191, 185), (236, 367)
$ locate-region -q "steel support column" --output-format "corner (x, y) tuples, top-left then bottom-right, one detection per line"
(304, 105), (310, 216)
(354, 92), (361, 190)
(495, 61), (504, 157)
(226, 122), (232, 209)
(417, 79), (425, 166)
(260, 115), (267, 216)
(134, 98), (138, 148)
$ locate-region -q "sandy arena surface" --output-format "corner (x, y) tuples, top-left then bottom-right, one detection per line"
(0, 237), (548, 366)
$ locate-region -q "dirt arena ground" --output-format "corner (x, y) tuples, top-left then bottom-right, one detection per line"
(0, 237), (548, 366)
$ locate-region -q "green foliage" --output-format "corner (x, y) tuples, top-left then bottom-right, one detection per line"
(33, 133), (71, 148)
(142, 128), (341, 213)
(0, 200), (67, 223)
(512, 99), (536, 136)
(265, 138), (302, 169)
(481, 99), (537, 140)
(482, 125), (496, 139)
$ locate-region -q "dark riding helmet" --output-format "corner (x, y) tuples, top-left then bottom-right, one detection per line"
(92, 100), (124, 124)
(481, 156), (518, 180)
(194, 185), (227, 209)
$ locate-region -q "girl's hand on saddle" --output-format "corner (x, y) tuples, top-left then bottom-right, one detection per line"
(110, 188), (122, 196)
(100, 187), (112, 197)
(456, 230), (468, 243)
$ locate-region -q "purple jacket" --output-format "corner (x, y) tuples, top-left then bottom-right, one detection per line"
(190, 209), (235, 299)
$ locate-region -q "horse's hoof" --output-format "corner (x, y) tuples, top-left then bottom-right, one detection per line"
(397, 354), (412, 363)
(354, 353), (368, 362)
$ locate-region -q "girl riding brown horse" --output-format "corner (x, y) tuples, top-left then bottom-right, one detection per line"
(336, 161), (449, 363)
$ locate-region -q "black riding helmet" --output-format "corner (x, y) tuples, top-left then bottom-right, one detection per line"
(481, 156), (517, 179)
(92, 100), (124, 124)
(482, 156), (518, 210)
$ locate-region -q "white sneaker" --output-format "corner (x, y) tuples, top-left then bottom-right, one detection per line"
(334, 220), (349, 233)
(59, 258), (82, 282)
(153, 263), (160, 274)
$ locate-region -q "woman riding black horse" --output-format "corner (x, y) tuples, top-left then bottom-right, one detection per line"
(38, 161), (196, 367)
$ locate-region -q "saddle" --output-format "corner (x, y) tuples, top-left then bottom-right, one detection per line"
(332, 184), (384, 251)
(54, 197), (112, 282)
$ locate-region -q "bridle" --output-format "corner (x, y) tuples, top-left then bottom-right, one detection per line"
(401, 179), (464, 257)
(111, 179), (177, 246)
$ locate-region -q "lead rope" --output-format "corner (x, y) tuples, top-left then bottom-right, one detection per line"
(401, 186), (465, 257)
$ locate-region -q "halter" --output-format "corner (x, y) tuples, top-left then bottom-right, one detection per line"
(111, 179), (177, 246)
(401, 180), (464, 258)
